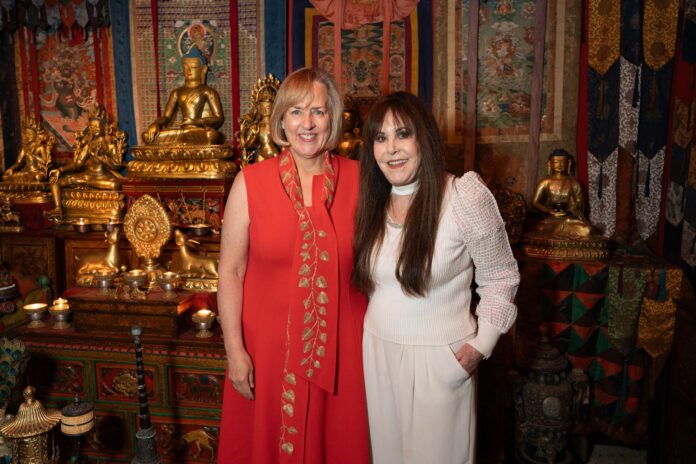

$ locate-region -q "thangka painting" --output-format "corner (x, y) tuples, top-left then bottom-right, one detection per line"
(302, 8), (419, 98)
(17, 30), (116, 153)
(131, 0), (240, 145)
(442, 0), (564, 144)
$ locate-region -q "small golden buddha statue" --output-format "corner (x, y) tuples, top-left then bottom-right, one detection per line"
(336, 96), (363, 159)
(143, 47), (224, 145)
(522, 149), (609, 260)
(127, 47), (235, 179)
(46, 105), (127, 223)
(3, 117), (54, 183)
(237, 74), (281, 167)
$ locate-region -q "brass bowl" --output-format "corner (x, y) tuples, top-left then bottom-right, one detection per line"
(182, 224), (211, 236)
(158, 271), (179, 292)
(104, 219), (122, 233)
(24, 303), (48, 328)
(124, 269), (148, 288)
(72, 219), (92, 233)
(94, 270), (116, 288)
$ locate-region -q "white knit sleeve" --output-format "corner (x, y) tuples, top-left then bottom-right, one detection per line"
(451, 173), (519, 347)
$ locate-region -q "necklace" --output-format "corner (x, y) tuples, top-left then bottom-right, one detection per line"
(391, 179), (420, 196)
(386, 214), (404, 228)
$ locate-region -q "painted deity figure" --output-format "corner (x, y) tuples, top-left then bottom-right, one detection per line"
(143, 47), (224, 145)
(531, 149), (596, 240)
(336, 96), (363, 159)
(3, 117), (55, 183)
(48, 106), (126, 217)
(237, 74), (281, 166)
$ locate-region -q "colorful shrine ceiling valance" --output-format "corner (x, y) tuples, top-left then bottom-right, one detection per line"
(0, 0), (110, 34)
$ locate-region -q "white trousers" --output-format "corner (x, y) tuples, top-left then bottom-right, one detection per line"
(363, 330), (476, 464)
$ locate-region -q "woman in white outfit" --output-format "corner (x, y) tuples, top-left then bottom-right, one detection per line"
(352, 92), (519, 464)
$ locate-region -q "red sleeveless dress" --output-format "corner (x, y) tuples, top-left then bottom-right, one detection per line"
(217, 156), (369, 463)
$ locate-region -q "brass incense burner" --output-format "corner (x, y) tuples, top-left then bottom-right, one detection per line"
(0, 386), (61, 464)
(514, 329), (589, 464)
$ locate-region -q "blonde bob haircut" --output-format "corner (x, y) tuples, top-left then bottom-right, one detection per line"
(270, 68), (343, 151)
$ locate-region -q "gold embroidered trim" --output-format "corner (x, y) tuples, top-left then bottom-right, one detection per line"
(588, 0), (620, 75)
(644, 0), (679, 70)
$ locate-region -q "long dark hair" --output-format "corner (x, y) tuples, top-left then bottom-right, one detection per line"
(352, 92), (445, 296)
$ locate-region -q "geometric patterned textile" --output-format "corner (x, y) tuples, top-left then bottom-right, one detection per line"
(540, 261), (647, 428)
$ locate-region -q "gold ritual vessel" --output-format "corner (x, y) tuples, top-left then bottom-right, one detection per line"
(237, 73), (281, 167)
(336, 95), (363, 160)
(45, 105), (127, 225)
(123, 194), (172, 285)
(128, 47), (235, 179)
(0, 116), (55, 204)
(0, 386), (61, 464)
(522, 149), (609, 260)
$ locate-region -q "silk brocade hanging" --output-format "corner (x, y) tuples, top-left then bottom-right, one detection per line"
(587, 0), (620, 237)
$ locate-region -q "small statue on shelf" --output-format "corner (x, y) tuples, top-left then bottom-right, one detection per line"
(143, 47), (224, 145)
(0, 194), (22, 232)
(522, 149), (609, 260)
(531, 149), (595, 240)
(237, 74), (281, 167)
(46, 105), (126, 223)
(2, 116), (54, 183)
(336, 95), (363, 159)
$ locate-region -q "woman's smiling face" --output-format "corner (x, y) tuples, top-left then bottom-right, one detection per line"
(282, 80), (330, 161)
(373, 110), (421, 186)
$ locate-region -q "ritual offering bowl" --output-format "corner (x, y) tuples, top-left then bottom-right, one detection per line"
(72, 218), (92, 234)
(104, 218), (122, 233)
(94, 270), (116, 294)
(158, 272), (179, 292)
(24, 303), (47, 328)
(124, 269), (148, 289)
(182, 223), (212, 236)
(48, 305), (71, 330)
(192, 309), (215, 338)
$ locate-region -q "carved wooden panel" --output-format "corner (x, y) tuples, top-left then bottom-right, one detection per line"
(0, 232), (59, 295)
(151, 417), (219, 463)
(26, 357), (85, 399)
(95, 362), (159, 405)
(168, 367), (224, 409)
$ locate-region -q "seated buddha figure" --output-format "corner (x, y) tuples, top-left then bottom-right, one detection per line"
(237, 74), (281, 167)
(531, 149), (596, 240)
(47, 106), (126, 221)
(336, 96), (363, 159)
(143, 47), (224, 145)
(3, 117), (55, 183)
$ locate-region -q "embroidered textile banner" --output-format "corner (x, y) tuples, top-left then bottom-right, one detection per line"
(293, 4), (418, 98)
(15, 25), (116, 153)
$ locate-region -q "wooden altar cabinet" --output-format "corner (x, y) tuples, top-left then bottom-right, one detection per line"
(515, 256), (684, 455)
(13, 304), (226, 463)
(121, 177), (234, 228)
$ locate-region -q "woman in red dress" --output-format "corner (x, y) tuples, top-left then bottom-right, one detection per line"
(216, 68), (370, 463)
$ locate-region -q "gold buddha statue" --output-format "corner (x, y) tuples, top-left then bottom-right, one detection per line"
(143, 47), (224, 145)
(336, 95), (363, 159)
(0, 116), (55, 204)
(128, 47), (234, 179)
(237, 74), (281, 167)
(522, 149), (609, 260)
(46, 105), (127, 224)
(3, 117), (54, 183)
